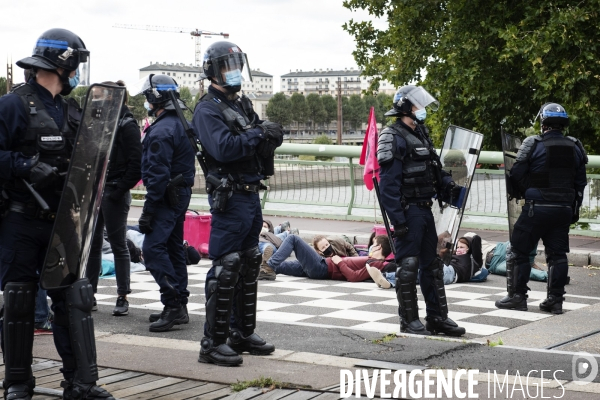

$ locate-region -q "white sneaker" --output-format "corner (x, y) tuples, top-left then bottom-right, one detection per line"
(366, 265), (392, 289)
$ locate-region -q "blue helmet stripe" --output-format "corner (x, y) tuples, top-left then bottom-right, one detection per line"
(543, 111), (568, 117)
(36, 39), (69, 50)
(155, 84), (178, 90)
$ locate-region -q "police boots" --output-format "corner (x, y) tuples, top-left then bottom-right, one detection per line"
(149, 304), (188, 332)
(540, 295), (564, 315)
(199, 338), (243, 367)
(149, 304), (189, 324)
(425, 316), (466, 337)
(3, 381), (35, 400)
(227, 329), (275, 355)
(495, 293), (528, 311)
(61, 379), (114, 400)
(400, 318), (431, 336)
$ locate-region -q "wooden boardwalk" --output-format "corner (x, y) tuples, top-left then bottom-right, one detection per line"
(0, 359), (350, 400)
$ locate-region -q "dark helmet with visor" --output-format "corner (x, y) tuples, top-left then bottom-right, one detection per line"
(201, 41), (252, 93)
(17, 28), (90, 95)
(385, 85), (439, 117)
(130, 74), (187, 115)
(537, 102), (569, 129)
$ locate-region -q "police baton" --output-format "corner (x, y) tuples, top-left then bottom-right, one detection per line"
(21, 178), (50, 212)
(372, 175), (396, 256)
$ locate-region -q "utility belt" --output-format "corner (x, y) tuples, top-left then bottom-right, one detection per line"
(206, 173), (267, 212)
(403, 199), (434, 209)
(525, 200), (572, 217)
(8, 200), (57, 222)
(233, 183), (265, 194)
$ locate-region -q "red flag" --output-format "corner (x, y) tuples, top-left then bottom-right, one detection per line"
(359, 107), (380, 191)
(143, 117), (150, 134)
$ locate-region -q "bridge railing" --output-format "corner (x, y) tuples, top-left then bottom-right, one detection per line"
(133, 143), (600, 233)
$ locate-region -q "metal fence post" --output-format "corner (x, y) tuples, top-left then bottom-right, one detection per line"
(347, 157), (355, 215)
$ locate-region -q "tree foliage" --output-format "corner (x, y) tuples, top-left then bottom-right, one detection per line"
(289, 93), (308, 133)
(266, 92), (292, 126)
(128, 94), (149, 122)
(179, 87), (194, 121)
(0, 77), (7, 97)
(321, 94), (338, 130)
(306, 94), (327, 133)
(343, 0), (600, 151)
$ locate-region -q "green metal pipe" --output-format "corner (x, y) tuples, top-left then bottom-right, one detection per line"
(275, 143), (600, 168)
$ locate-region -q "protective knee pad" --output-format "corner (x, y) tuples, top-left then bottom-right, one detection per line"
(2, 281), (36, 385)
(505, 244), (518, 296)
(205, 252), (241, 343)
(64, 278), (98, 384)
(395, 257), (420, 323)
(425, 258), (449, 319)
(235, 247), (261, 334)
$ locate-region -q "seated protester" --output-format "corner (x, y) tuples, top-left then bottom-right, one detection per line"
(485, 240), (548, 282)
(267, 234), (392, 281)
(355, 232), (376, 257)
(258, 219), (284, 281)
(368, 235), (489, 289)
(312, 235), (358, 258)
(184, 240), (201, 265)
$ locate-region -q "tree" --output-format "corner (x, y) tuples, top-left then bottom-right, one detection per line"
(347, 94), (366, 131)
(63, 86), (89, 107)
(289, 93), (307, 134)
(128, 94), (149, 123)
(321, 94), (338, 131)
(343, 0), (600, 151)
(313, 134), (333, 161)
(306, 93), (327, 134)
(375, 93), (393, 124)
(179, 87), (194, 121)
(266, 92), (292, 126)
(0, 77), (7, 97)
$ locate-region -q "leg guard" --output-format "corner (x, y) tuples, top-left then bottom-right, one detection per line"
(234, 246), (261, 334)
(505, 244), (519, 297)
(2, 282), (36, 392)
(204, 252), (242, 344)
(64, 279), (98, 383)
(395, 257), (420, 323)
(424, 258), (449, 320)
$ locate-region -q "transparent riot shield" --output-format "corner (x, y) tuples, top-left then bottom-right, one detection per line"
(432, 125), (483, 262)
(40, 84), (125, 289)
(501, 131), (523, 240)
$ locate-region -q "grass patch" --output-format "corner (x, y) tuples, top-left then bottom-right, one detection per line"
(487, 337), (504, 347)
(371, 333), (397, 344)
(230, 376), (311, 392)
(298, 155), (316, 161)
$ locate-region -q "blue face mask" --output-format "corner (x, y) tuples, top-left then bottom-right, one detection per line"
(224, 69), (242, 87)
(144, 101), (151, 111)
(368, 244), (379, 257)
(68, 69), (80, 89)
(414, 108), (427, 121)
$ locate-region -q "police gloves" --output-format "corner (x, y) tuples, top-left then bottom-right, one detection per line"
(393, 223), (409, 239)
(256, 122), (284, 158)
(138, 210), (155, 234)
(29, 161), (60, 190)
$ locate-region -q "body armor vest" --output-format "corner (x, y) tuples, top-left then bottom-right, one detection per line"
(6, 84), (79, 194)
(527, 135), (576, 203)
(199, 94), (263, 176)
(389, 124), (437, 199)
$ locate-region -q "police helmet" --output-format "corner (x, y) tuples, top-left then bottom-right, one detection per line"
(138, 74), (187, 113)
(385, 85), (439, 117)
(537, 102), (569, 128)
(201, 41), (252, 92)
(17, 28), (88, 73)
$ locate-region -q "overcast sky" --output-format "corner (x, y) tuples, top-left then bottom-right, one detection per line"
(0, 0), (386, 93)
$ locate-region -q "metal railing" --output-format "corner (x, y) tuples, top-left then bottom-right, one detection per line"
(133, 143), (600, 232)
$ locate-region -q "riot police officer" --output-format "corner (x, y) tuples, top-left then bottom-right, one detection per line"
(137, 74), (196, 332)
(377, 85), (466, 337)
(0, 29), (114, 399)
(192, 41), (283, 366)
(496, 103), (587, 314)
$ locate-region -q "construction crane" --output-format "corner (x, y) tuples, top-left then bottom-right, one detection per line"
(113, 24), (230, 94)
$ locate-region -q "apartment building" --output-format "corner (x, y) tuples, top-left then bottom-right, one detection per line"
(280, 68), (396, 96)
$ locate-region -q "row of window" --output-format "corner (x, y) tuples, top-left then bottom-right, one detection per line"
(283, 77), (364, 82)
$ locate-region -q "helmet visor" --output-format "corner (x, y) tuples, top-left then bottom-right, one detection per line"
(211, 52), (252, 86)
(77, 55), (90, 86)
(405, 86), (439, 111)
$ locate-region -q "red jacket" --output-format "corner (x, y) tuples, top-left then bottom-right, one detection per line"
(325, 256), (387, 281)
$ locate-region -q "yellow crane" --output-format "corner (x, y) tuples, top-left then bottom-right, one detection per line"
(113, 24), (230, 94)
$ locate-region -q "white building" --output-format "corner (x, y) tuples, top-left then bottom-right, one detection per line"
(280, 68), (396, 96)
(242, 69), (273, 95)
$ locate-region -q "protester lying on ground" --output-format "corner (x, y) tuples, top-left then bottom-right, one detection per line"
(367, 234), (489, 289)
(312, 235), (359, 258)
(485, 239), (548, 282)
(355, 232), (376, 256)
(273, 220), (299, 238)
(266, 234), (391, 281)
(258, 219), (284, 281)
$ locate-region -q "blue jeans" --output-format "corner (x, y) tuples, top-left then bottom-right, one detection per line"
(267, 235), (329, 279)
(35, 283), (50, 323)
(386, 265), (456, 287)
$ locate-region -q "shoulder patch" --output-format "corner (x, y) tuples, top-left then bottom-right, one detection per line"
(212, 98), (221, 104)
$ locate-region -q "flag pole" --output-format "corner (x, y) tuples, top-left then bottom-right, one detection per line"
(372, 175), (395, 256)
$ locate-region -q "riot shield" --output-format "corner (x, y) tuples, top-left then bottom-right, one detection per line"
(432, 125), (483, 262)
(501, 131), (523, 240)
(40, 84), (125, 289)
